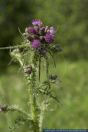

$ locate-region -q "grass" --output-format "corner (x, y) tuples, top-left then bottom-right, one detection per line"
(44, 60), (88, 128)
(0, 60), (88, 131)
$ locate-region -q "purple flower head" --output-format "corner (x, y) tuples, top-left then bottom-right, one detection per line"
(44, 33), (54, 44)
(49, 27), (56, 35)
(26, 27), (37, 34)
(32, 19), (43, 26)
(32, 39), (41, 49)
(24, 19), (56, 49)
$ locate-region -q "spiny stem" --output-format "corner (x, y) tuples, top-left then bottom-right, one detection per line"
(45, 56), (49, 80)
(0, 105), (29, 118)
(0, 44), (29, 50)
(39, 104), (45, 132)
(39, 55), (41, 81)
(28, 53), (40, 132)
(48, 50), (56, 68)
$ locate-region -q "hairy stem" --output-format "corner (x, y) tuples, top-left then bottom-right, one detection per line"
(0, 44), (29, 50)
(29, 53), (40, 132)
(45, 56), (49, 80)
(0, 105), (29, 118)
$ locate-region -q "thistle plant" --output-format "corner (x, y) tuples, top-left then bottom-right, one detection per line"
(0, 19), (62, 132)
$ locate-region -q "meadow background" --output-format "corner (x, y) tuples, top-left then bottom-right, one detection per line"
(0, 0), (88, 131)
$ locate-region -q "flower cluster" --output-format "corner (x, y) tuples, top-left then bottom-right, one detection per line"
(24, 19), (56, 49)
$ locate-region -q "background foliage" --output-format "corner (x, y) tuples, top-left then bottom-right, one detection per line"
(0, 0), (88, 131)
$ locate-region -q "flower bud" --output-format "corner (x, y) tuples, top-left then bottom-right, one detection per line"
(24, 66), (32, 75)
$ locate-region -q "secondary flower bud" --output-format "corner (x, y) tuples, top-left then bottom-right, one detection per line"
(24, 66), (32, 75)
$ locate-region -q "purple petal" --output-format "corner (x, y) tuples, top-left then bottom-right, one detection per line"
(49, 27), (56, 35)
(44, 33), (54, 44)
(26, 27), (37, 34)
(32, 19), (43, 26)
(32, 39), (41, 49)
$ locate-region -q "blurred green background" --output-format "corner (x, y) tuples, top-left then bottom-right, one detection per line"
(0, 0), (88, 131)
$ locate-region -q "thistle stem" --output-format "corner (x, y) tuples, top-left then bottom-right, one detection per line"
(0, 44), (29, 50)
(0, 105), (29, 118)
(39, 55), (41, 81)
(29, 86), (39, 132)
(29, 54), (40, 132)
(45, 56), (49, 80)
